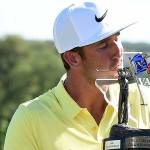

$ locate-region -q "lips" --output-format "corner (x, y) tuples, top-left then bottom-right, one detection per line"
(112, 58), (123, 70)
(113, 64), (123, 70)
(111, 63), (122, 71)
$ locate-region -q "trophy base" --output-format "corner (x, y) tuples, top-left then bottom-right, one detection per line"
(103, 124), (150, 150)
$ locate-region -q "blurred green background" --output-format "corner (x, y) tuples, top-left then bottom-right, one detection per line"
(0, 35), (150, 149)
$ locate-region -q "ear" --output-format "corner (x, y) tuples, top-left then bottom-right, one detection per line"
(63, 51), (82, 68)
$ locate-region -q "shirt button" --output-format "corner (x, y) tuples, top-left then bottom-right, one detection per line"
(91, 126), (97, 131)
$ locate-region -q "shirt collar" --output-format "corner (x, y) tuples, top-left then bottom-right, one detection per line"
(53, 74), (82, 119)
(54, 74), (120, 118)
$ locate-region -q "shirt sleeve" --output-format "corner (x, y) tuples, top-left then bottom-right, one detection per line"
(4, 104), (39, 150)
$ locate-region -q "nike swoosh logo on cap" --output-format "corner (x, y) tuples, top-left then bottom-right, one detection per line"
(95, 10), (108, 22)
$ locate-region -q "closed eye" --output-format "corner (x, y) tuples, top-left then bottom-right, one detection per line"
(98, 42), (107, 49)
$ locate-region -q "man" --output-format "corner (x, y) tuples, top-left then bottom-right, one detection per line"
(4, 1), (150, 150)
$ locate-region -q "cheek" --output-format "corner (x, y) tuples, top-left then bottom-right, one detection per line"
(89, 56), (109, 70)
(83, 50), (110, 70)
(96, 53), (110, 65)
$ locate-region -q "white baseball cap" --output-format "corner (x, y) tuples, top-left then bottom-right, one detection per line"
(53, 1), (135, 54)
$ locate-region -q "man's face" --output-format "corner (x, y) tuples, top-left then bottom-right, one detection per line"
(80, 32), (123, 84)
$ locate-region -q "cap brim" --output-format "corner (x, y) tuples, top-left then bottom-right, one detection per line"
(79, 21), (137, 47)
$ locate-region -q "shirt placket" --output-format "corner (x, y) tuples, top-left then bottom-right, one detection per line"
(80, 108), (99, 140)
(97, 105), (117, 142)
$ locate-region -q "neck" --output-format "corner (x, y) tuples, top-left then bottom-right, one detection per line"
(64, 72), (108, 124)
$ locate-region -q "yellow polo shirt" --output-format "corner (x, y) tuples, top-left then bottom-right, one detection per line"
(4, 76), (150, 150)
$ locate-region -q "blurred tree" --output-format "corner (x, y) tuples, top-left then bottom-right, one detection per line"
(123, 42), (150, 52)
(0, 35), (65, 149)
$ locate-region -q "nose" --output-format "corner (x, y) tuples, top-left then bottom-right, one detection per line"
(110, 37), (123, 60)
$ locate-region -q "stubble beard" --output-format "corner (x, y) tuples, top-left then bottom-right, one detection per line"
(82, 60), (97, 86)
